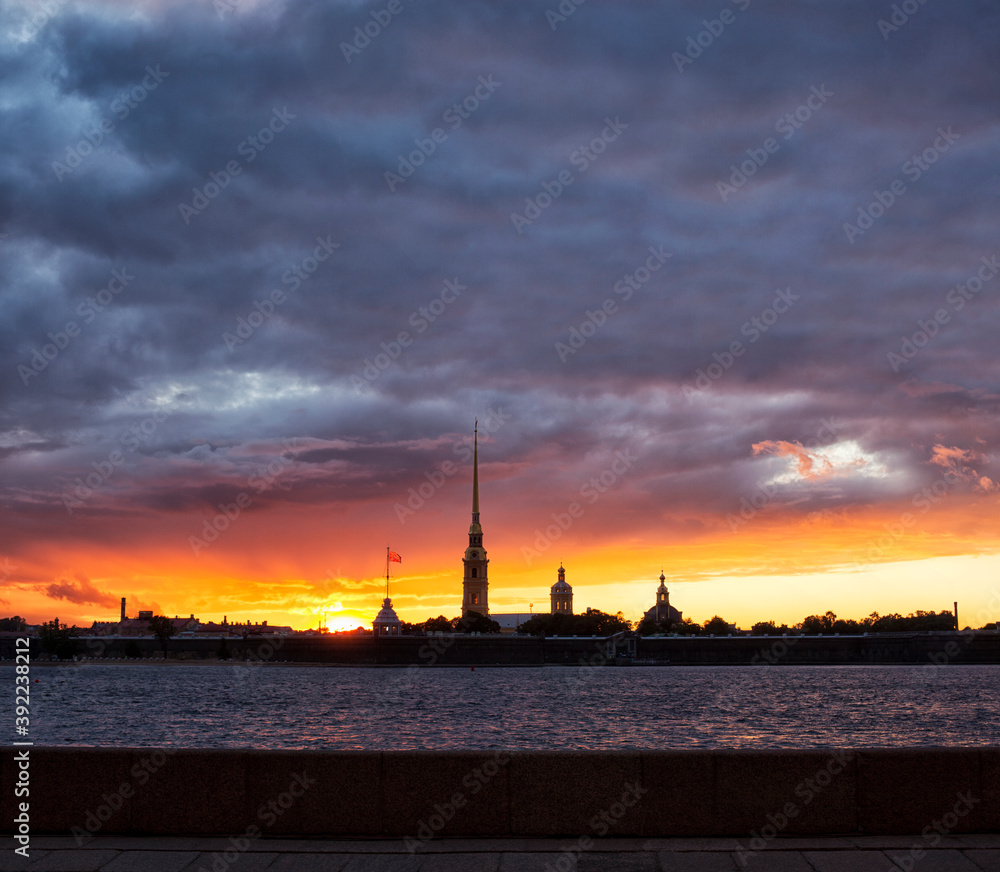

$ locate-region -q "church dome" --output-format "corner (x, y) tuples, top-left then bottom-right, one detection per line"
(550, 578), (572, 593)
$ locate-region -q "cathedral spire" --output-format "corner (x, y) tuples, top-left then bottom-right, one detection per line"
(462, 419), (488, 617)
(472, 418), (479, 520)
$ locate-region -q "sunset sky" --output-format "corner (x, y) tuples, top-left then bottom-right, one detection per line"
(2, 0), (1000, 633)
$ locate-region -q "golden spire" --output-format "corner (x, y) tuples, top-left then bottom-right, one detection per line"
(472, 419), (479, 518)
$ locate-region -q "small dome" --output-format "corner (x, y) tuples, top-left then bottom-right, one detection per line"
(551, 579), (572, 593)
(374, 597), (402, 627)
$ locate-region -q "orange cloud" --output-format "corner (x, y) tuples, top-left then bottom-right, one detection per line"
(44, 573), (118, 608)
(751, 440), (834, 480)
(930, 444), (998, 492)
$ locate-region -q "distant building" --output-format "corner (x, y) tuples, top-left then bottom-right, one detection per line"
(373, 598), (403, 636)
(118, 614), (200, 636)
(461, 422), (490, 617)
(643, 573), (682, 626)
(492, 612), (535, 635)
(550, 564), (573, 614)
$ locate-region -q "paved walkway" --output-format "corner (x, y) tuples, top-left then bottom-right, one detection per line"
(4, 835), (1000, 872)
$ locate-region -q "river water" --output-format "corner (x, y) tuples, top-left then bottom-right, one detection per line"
(5, 663), (998, 749)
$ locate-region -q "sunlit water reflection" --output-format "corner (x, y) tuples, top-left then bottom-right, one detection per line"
(4, 663), (999, 749)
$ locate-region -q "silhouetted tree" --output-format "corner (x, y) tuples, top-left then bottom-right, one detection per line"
(423, 615), (454, 633)
(452, 613), (501, 634)
(147, 615), (177, 657)
(702, 615), (732, 635)
(0, 616), (27, 631)
(636, 616), (672, 636)
(38, 619), (77, 659)
(672, 618), (703, 636)
(518, 609), (631, 637)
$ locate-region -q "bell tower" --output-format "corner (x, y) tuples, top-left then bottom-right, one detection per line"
(655, 572), (669, 623)
(462, 421), (489, 617)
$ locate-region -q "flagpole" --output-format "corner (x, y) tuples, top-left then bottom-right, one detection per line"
(385, 545), (390, 599)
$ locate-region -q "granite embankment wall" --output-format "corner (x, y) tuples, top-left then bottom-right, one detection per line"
(6, 631), (1000, 665)
(3, 748), (997, 838)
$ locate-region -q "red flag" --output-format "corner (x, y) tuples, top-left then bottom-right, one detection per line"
(388, 551), (402, 563)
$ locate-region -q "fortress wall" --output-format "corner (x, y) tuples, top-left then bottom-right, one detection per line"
(7, 630), (1000, 665)
(3, 748), (996, 838)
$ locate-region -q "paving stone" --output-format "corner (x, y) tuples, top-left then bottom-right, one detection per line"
(339, 857), (423, 872)
(645, 840), (742, 852)
(960, 836), (1000, 850)
(657, 853), (738, 871)
(101, 851), (202, 872)
(498, 855), (571, 872)
(415, 853), (499, 871)
(576, 853), (658, 871)
(266, 858), (349, 872)
(177, 851), (279, 872)
(964, 849), (1000, 871)
(802, 850), (899, 871)
(19, 850), (119, 871)
(0, 850), (47, 872)
(729, 849), (815, 871)
(883, 850), (982, 871)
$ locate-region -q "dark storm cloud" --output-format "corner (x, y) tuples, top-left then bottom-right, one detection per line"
(1, 0), (999, 551)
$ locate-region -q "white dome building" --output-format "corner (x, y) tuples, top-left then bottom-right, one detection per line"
(373, 597), (403, 636)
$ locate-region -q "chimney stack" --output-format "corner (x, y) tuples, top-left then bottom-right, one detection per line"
(121, 597), (126, 622)
(954, 601), (959, 631)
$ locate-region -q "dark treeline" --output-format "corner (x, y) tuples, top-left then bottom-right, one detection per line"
(636, 609), (959, 637)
